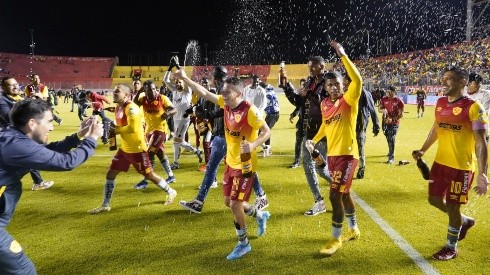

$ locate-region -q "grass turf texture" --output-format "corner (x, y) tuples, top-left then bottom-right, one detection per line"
(12, 95), (490, 274)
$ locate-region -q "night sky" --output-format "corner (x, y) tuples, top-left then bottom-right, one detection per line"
(1, 0), (487, 65)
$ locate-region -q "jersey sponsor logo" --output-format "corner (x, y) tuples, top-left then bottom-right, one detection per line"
(226, 128), (241, 137)
(234, 114), (242, 123)
(452, 107), (462, 116)
(438, 122), (462, 131)
(324, 113), (342, 125)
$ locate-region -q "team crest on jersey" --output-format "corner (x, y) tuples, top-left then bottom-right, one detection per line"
(436, 107), (442, 112)
(129, 107), (136, 115)
(452, 107), (462, 116)
(234, 114), (242, 123)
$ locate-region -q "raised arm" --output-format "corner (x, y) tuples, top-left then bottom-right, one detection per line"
(172, 69), (219, 104)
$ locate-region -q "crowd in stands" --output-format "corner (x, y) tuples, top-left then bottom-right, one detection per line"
(352, 38), (490, 90)
(1, 38), (490, 93)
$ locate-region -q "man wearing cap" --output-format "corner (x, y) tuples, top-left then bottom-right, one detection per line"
(379, 86), (404, 164)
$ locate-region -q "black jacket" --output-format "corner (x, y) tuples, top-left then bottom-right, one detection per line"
(283, 77), (327, 139)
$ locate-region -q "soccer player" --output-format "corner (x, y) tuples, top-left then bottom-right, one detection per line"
(173, 70), (271, 261)
(307, 40), (362, 256)
(133, 80), (177, 189)
(0, 98), (103, 274)
(88, 84), (177, 214)
(416, 87), (427, 118)
(412, 67), (488, 261)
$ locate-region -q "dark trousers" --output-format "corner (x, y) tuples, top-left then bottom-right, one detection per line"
(264, 113), (279, 146)
(383, 124), (399, 161)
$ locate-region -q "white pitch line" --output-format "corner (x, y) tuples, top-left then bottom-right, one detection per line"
(351, 191), (440, 275)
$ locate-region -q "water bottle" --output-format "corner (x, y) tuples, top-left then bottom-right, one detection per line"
(108, 122), (117, 151)
(399, 160), (410, 165)
(311, 149), (326, 168)
(278, 61), (286, 87)
(240, 136), (253, 177)
(417, 158), (430, 180)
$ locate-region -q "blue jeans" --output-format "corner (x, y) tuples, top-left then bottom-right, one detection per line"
(195, 135), (265, 202)
(302, 137), (331, 202)
(29, 170), (43, 185)
(196, 135), (226, 202)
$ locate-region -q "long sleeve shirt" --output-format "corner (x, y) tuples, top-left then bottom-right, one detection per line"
(283, 77), (327, 139)
(0, 129), (97, 227)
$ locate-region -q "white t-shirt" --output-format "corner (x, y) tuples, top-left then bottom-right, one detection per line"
(242, 84), (267, 112)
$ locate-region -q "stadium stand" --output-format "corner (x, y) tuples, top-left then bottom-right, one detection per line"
(0, 52), (117, 90)
(1, 39), (488, 93)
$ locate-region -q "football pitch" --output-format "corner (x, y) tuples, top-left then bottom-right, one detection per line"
(12, 94), (490, 274)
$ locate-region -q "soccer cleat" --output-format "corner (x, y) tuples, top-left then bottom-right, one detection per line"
(432, 247), (457, 260)
(195, 149), (203, 163)
(31, 181), (54, 191)
(170, 162), (180, 170)
(226, 242), (251, 260)
(458, 217), (475, 241)
(198, 164), (207, 172)
(165, 176), (176, 184)
(254, 194), (269, 210)
(179, 199), (203, 214)
(289, 161), (300, 169)
(88, 206), (111, 214)
(304, 200), (326, 216)
(58, 119), (63, 126)
(133, 180), (148, 189)
(257, 211), (271, 237)
(319, 238), (342, 256)
(342, 228), (361, 242)
(164, 188), (177, 205)
(386, 159), (394, 164)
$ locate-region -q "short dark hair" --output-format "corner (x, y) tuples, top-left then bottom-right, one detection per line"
(387, 85), (396, 92)
(443, 67), (469, 83)
(224, 77), (243, 92)
(10, 99), (51, 128)
(323, 71), (341, 80)
(1, 76), (15, 87)
(469, 72), (483, 84)
(309, 56), (325, 65)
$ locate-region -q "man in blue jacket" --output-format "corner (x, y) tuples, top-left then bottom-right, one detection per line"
(0, 98), (103, 274)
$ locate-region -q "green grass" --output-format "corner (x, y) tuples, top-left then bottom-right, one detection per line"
(11, 95), (490, 274)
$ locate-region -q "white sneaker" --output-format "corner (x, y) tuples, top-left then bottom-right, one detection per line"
(304, 200), (326, 216)
(263, 145), (271, 157)
(88, 206), (111, 214)
(32, 181), (54, 191)
(164, 188), (177, 205)
(254, 194), (269, 210)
